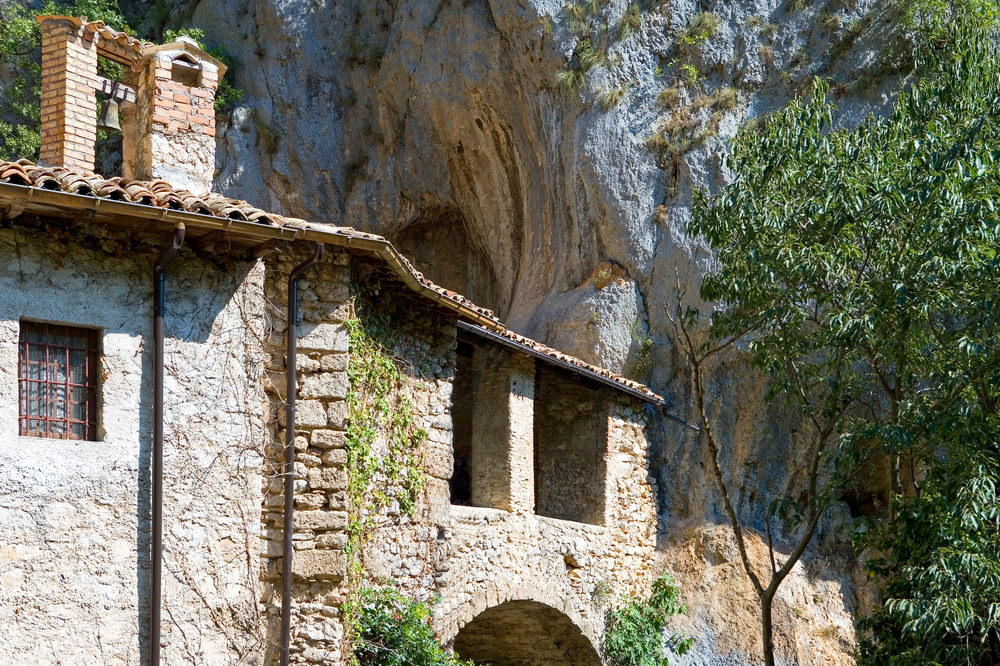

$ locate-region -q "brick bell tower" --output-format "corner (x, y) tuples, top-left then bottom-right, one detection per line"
(36, 15), (226, 195)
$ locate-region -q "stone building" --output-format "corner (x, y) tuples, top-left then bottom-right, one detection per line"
(0, 16), (668, 665)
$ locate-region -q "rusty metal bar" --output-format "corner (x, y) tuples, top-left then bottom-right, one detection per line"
(151, 223), (185, 666)
(281, 243), (325, 666)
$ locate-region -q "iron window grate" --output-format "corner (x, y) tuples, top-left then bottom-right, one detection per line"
(18, 321), (99, 440)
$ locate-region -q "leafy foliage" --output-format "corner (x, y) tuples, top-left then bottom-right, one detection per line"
(857, 455), (1000, 664)
(688, 0), (1000, 662)
(0, 0), (131, 160)
(352, 586), (471, 666)
(343, 285), (429, 656)
(679, 12), (720, 46)
(603, 574), (692, 666)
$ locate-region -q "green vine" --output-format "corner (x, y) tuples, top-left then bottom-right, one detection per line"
(603, 574), (693, 666)
(342, 288), (429, 661)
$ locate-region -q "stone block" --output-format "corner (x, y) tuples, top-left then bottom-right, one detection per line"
(297, 323), (348, 352)
(316, 533), (348, 550)
(291, 549), (346, 581)
(294, 510), (347, 532)
(299, 371), (348, 400)
(307, 467), (348, 491)
(326, 400), (348, 430)
(312, 429), (346, 449)
(423, 442), (453, 480)
(320, 353), (348, 372)
(295, 400), (327, 427)
(320, 448), (347, 466)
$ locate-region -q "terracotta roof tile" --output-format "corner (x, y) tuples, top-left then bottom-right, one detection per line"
(0, 159), (662, 402)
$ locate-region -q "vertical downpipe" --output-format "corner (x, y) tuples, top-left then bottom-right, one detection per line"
(280, 244), (325, 666)
(151, 223), (185, 666)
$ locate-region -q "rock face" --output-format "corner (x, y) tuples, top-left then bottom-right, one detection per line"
(184, 0), (902, 661)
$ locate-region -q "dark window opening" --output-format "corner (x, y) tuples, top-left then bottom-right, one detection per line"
(171, 56), (202, 87)
(18, 321), (100, 440)
(533, 364), (607, 525)
(450, 339), (475, 506)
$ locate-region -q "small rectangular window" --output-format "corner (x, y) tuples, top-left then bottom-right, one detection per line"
(18, 321), (100, 440)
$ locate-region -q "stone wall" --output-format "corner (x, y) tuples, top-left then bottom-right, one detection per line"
(259, 244), (352, 665)
(0, 222), (662, 665)
(534, 365), (608, 526)
(0, 220), (267, 665)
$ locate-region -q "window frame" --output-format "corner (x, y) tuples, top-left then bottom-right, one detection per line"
(17, 320), (101, 441)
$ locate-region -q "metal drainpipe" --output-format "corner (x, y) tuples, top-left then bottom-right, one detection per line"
(281, 243), (325, 666)
(151, 223), (185, 666)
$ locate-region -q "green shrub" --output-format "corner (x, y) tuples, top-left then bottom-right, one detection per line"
(352, 586), (471, 666)
(603, 574), (693, 666)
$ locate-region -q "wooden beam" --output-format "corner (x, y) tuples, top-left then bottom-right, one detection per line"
(95, 76), (136, 104)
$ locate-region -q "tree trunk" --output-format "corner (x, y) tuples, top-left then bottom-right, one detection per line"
(761, 590), (776, 666)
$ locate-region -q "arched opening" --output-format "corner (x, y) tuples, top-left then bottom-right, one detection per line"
(452, 600), (601, 665)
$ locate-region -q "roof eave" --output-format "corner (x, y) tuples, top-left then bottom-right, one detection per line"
(0, 180), (502, 331)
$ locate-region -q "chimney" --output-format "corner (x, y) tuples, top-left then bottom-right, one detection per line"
(36, 16), (225, 195)
(38, 17), (98, 170)
(122, 37), (225, 196)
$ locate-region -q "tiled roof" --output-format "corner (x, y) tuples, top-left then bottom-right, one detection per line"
(0, 159), (663, 403)
(36, 15), (150, 56)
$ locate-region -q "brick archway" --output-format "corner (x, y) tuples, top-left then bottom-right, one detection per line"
(451, 599), (602, 665)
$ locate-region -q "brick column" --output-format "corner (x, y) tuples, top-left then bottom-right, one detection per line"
(123, 41), (219, 195)
(37, 16), (98, 170)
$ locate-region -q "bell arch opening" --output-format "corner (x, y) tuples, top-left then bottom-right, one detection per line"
(452, 600), (601, 666)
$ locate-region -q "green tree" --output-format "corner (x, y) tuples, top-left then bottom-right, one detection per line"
(683, 1), (1000, 663)
(0, 0), (131, 161)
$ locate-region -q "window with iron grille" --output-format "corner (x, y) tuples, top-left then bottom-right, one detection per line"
(18, 321), (100, 440)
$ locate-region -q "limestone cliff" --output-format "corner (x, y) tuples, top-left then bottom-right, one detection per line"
(166, 0), (900, 661)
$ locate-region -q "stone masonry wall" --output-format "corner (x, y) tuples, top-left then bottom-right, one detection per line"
(0, 220), (267, 665)
(260, 245), (352, 665)
(434, 397), (658, 656)
(259, 252), (660, 664)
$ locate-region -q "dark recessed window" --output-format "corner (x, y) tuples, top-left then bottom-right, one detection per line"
(18, 321), (100, 440)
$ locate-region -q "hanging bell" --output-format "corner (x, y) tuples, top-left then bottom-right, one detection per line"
(97, 97), (121, 132)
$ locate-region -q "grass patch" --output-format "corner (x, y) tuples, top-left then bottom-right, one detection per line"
(615, 3), (642, 41)
(714, 86), (739, 110)
(680, 11), (720, 45)
(599, 84), (629, 110)
(657, 84), (682, 109)
(556, 68), (586, 96)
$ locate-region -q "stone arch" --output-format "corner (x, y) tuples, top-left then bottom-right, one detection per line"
(452, 600), (601, 666)
(438, 578), (602, 649)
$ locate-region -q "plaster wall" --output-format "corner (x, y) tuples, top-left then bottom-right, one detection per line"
(0, 223), (267, 665)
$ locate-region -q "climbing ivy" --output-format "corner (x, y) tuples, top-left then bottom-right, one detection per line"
(342, 286), (429, 661)
(603, 574), (693, 666)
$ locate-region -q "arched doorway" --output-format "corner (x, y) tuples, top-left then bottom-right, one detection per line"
(452, 600), (601, 665)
